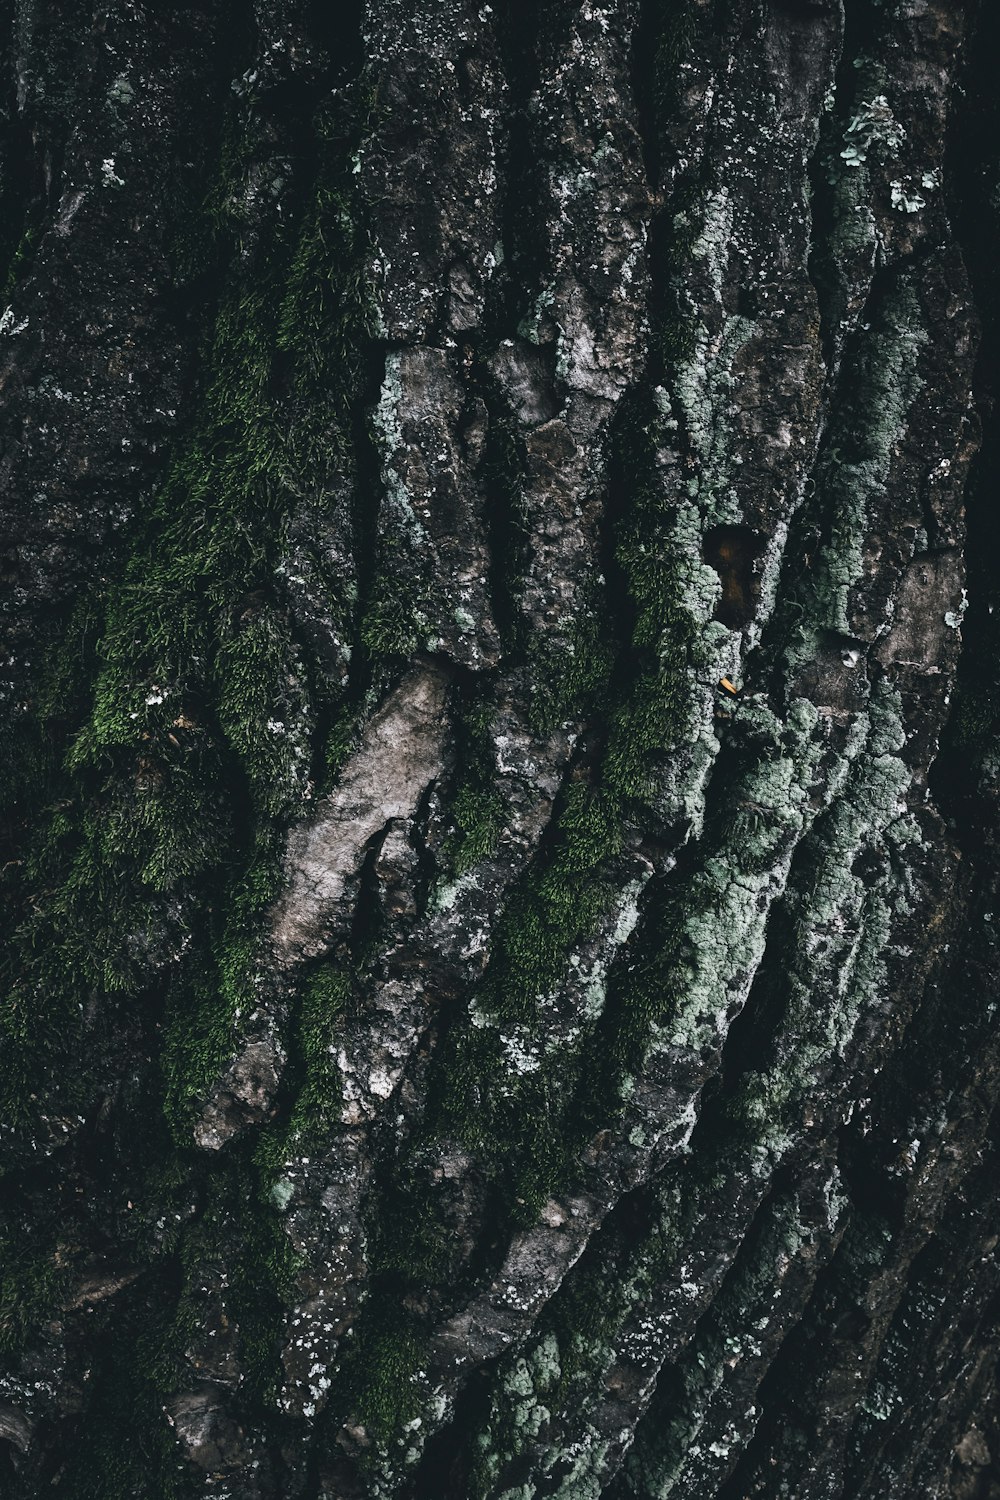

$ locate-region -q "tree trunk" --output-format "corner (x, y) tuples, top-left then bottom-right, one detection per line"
(1, 1), (998, 1496)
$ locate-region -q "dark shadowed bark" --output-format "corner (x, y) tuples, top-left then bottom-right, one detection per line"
(1, 2), (999, 1496)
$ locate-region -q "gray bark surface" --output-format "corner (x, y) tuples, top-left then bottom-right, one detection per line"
(0, 2), (999, 1497)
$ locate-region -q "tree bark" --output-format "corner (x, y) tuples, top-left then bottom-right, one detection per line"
(1, 2), (999, 1497)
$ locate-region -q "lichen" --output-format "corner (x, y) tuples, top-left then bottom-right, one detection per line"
(805, 277), (928, 635)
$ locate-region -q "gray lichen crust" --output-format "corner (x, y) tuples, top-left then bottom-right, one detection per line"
(0, 2), (999, 1499)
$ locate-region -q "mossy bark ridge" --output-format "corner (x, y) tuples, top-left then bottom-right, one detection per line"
(0, 1), (998, 1497)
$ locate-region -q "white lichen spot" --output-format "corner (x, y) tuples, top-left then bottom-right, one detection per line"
(373, 353), (427, 541)
(108, 75), (134, 107)
(270, 1178), (295, 1211)
(0, 306), (28, 336)
(890, 179), (925, 214)
(841, 94), (906, 168)
(368, 1067), (396, 1099)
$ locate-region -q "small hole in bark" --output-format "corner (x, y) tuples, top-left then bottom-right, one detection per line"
(703, 525), (765, 628)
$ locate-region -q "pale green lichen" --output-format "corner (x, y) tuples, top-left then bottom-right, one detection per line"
(839, 92), (905, 170)
(656, 696), (829, 1055)
(373, 353), (427, 542)
(732, 682), (917, 1158)
(108, 74), (134, 108)
(628, 1181), (847, 1498)
(890, 179), (926, 214)
(809, 278), (928, 634)
(827, 162), (878, 265)
(270, 1177), (295, 1211)
(688, 188), (733, 299)
(455, 676), (918, 1498)
(673, 314), (756, 522)
(517, 285), (555, 345)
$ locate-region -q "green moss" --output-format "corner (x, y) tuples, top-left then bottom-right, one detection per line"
(216, 604), (314, 818)
(256, 963), (351, 1174)
(447, 784), (506, 872)
(623, 1191), (823, 1496)
(57, 1288), (197, 1500)
(196, 1155), (302, 1404)
(291, 967), (349, 1132)
(0, 595), (102, 830)
(469, 1333), (568, 1500)
(0, 785), (198, 1141)
(319, 699), (364, 790)
(161, 840), (284, 1139)
(526, 606), (617, 737)
(343, 1316), (425, 1449)
(0, 74), (378, 1152)
(58, 1150), (300, 1497)
(0, 51), (398, 1500)
(355, 43), (711, 1291)
(463, 1181), (689, 1499)
(381, 393), (702, 1256)
(412, 394), (703, 1213)
(643, 0), (715, 369)
(67, 94), (374, 796)
(358, 570), (426, 670)
(0, 1234), (67, 1359)
(441, 693), (507, 873)
(1, 220), (40, 300)
(472, 782), (623, 1030)
(449, 682), (920, 1484)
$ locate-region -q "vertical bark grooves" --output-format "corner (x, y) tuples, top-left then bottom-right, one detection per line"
(0, 2), (998, 1497)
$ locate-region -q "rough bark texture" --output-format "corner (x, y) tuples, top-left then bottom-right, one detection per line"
(1, 2), (999, 1497)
